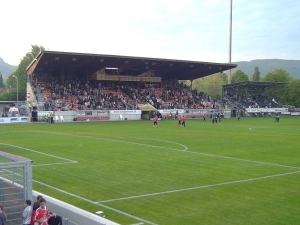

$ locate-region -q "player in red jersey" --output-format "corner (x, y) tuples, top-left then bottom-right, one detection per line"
(153, 115), (158, 127)
(181, 115), (186, 127)
(178, 115), (182, 126)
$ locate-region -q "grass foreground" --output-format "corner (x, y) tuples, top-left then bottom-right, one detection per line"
(0, 116), (300, 225)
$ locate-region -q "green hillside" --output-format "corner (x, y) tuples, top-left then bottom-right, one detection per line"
(232, 59), (300, 79)
(0, 57), (17, 81)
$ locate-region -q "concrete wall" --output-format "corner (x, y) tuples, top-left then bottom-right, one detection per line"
(37, 110), (142, 122)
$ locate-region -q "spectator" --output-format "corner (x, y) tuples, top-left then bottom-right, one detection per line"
(31, 195), (43, 225)
(34, 197), (51, 225)
(0, 203), (7, 225)
(33, 195), (43, 211)
(22, 200), (32, 225)
(48, 212), (62, 225)
(32, 196), (62, 225)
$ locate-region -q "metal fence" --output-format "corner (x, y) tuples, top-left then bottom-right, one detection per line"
(0, 151), (32, 225)
(0, 151), (119, 225)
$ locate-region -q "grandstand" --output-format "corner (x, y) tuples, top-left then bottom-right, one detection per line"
(222, 81), (288, 117)
(24, 51), (295, 122)
(26, 51), (237, 114)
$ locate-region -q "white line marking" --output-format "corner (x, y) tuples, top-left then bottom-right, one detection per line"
(30, 130), (300, 169)
(33, 130), (187, 151)
(33, 180), (158, 225)
(184, 150), (300, 170)
(32, 162), (77, 167)
(98, 170), (300, 203)
(0, 142), (77, 165)
(139, 138), (188, 151)
(249, 127), (300, 135)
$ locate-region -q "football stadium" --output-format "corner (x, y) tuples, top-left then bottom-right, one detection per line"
(0, 51), (299, 225)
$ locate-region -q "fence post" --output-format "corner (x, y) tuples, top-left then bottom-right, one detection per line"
(64, 218), (69, 225)
(24, 160), (33, 201)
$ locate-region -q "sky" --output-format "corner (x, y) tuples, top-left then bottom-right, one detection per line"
(1, 0), (300, 66)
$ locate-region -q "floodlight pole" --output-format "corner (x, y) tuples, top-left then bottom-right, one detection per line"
(12, 75), (19, 109)
(228, 0), (233, 84)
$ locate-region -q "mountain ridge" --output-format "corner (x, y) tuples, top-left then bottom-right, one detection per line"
(0, 57), (17, 81)
(232, 59), (300, 79)
(1, 57), (299, 81)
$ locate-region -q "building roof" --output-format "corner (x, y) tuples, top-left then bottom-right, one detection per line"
(26, 51), (237, 81)
(223, 81), (288, 90)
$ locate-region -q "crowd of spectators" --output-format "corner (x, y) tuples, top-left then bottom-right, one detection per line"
(224, 91), (281, 109)
(30, 77), (214, 111)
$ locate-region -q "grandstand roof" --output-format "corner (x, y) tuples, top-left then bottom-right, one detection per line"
(223, 81), (288, 90)
(26, 51), (237, 81)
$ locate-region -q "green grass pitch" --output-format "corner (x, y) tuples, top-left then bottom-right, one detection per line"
(0, 117), (300, 225)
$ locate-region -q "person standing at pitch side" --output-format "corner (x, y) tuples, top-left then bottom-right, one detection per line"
(153, 115), (158, 127)
(181, 115), (186, 127)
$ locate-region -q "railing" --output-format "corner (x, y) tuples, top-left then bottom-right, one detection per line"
(0, 151), (32, 225)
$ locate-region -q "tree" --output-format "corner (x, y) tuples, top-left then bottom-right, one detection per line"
(0, 72), (4, 88)
(283, 79), (300, 107)
(263, 69), (293, 105)
(286, 79), (300, 108)
(0, 89), (18, 101)
(262, 69), (294, 106)
(262, 69), (292, 82)
(3, 45), (45, 102)
(252, 66), (260, 81)
(231, 70), (249, 83)
(220, 72), (228, 85)
(192, 73), (224, 100)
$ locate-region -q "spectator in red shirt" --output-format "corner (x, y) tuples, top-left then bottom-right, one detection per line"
(34, 198), (55, 225)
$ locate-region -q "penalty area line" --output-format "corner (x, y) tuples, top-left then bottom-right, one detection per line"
(0, 142), (77, 165)
(184, 150), (300, 170)
(98, 170), (300, 203)
(34, 130), (187, 152)
(33, 161), (77, 167)
(248, 127), (300, 136)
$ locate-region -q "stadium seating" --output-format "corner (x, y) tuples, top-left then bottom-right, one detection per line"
(31, 79), (214, 111)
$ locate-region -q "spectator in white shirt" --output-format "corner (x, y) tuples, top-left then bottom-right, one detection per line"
(22, 200), (32, 225)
